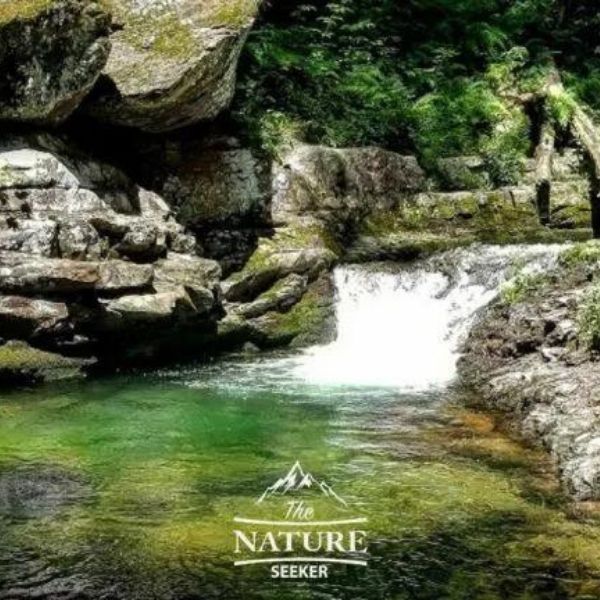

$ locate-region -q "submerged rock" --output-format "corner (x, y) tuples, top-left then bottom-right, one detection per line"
(0, 0), (111, 124)
(0, 463), (91, 518)
(84, 0), (259, 132)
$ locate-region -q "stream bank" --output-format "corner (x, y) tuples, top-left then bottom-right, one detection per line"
(460, 241), (600, 501)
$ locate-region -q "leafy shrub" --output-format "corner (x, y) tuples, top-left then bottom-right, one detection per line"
(233, 0), (600, 170)
(559, 242), (600, 268)
(501, 271), (549, 305)
(577, 285), (600, 350)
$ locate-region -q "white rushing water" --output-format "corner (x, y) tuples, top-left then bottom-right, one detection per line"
(294, 244), (564, 390)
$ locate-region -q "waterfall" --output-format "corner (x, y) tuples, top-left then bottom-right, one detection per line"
(294, 244), (564, 390)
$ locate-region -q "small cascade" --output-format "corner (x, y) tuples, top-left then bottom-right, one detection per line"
(294, 244), (564, 390)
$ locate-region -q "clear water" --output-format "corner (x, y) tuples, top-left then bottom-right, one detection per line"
(1, 246), (600, 600)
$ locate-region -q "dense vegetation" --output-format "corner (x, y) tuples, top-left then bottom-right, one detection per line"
(233, 0), (599, 183)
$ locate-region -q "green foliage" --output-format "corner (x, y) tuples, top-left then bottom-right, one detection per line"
(501, 271), (549, 305)
(548, 90), (577, 129)
(411, 80), (499, 168)
(559, 241), (600, 268)
(481, 107), (529, 186)
(234, 9), (412, 151)
(577, 285), (600, 350)
(251, 111), (305, 158)
(564, 69), (600, 115)
(234, 0), (599, 172)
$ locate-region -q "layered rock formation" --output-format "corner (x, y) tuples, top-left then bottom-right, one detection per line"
(130, 134), (272, 274)
(0, 134), (221, 378)
(84, 0), (259, 132)
(0, 0), (111, 124)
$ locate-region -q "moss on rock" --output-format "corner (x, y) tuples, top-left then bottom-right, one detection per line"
(0, 341), (92, 385)
(248, 274), (336, 348)
(222, 223), (339, 302)
(86, 0), (259, 132)
(0, 0), (55, 24)
(348, 188), (592, 262)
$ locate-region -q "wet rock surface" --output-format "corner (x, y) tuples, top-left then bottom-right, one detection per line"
(459, 245), (600, 500)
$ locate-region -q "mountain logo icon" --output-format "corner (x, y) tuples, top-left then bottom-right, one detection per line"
(256, 461), (348, 506)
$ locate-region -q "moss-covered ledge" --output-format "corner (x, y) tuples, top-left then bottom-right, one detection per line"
(346, 189), (592, 262)
(0, 0), (55, 24)
(0, 341), (93, 386)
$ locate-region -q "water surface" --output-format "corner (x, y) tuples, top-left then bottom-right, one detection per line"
(1, 248), (600, 599)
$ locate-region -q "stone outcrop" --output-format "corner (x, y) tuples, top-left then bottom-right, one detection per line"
(0, 134), (222, 374)
(84, 0), (259, 132)
(0, 124), (593, 381)
(459, 242), (600, 500)
(135, 135), (272, 274)
(272, 144), (426, 230)
(269, 143), (592, 265)
(218, 224), (339, 349)
(0, 340), (91, 385)
(0, 0), (111, 125)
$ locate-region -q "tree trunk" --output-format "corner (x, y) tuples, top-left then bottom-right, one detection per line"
(547, 76), (600, 236)
(570, 107), (600, 237)
(534, 120), (555, 225)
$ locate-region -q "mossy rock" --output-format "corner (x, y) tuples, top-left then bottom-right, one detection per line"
(347, 188), (592, 261)
(0, 0), (55, 24)
(222, 224), (339, 302)
(248, 274), (336, 348)
(85, 0), (260, 132)
(0, 341), (92, 386)
(0, 0), (111, 124)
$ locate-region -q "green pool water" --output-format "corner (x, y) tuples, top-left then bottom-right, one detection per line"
(1, 354), (600, 600)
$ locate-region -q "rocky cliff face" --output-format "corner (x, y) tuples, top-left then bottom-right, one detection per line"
(0, 134), (221, 378)
(0, 0), (596, 385)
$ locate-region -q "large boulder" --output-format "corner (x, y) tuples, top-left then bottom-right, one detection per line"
(84, 0), (259, 132)
(272, 144), (426, 229)
(0, 0), (111, 124)
(162, 145), (270, 228)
